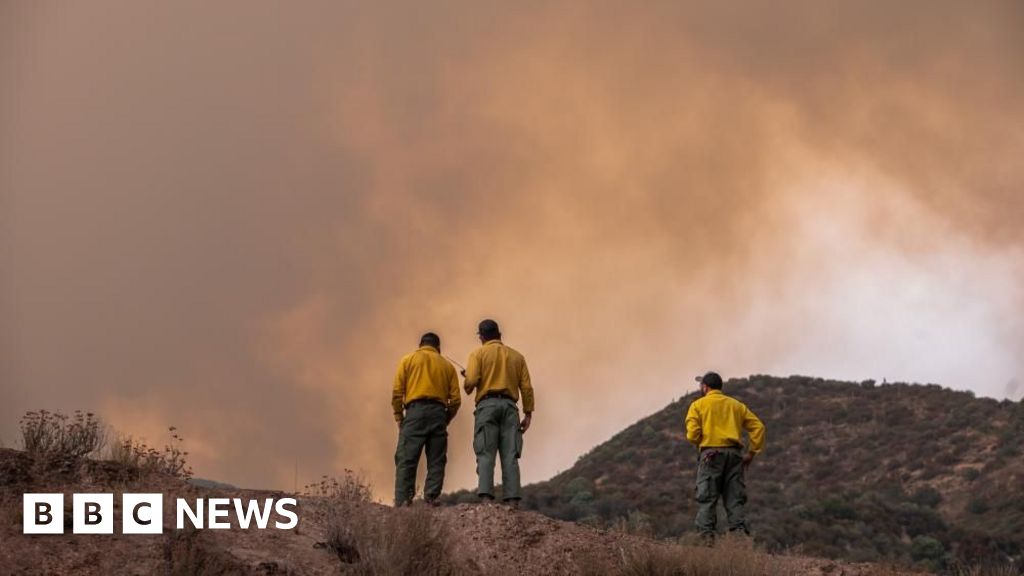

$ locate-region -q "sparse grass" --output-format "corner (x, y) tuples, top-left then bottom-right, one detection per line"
(611, 510), (655, 538)
(308, 472), (467, 575)
(953, 562), (1024, 576)
(107, 427), (193, 480)
(305, 472), (374, 501)
(355, 506), (458, 576)
(19, 409), (106, 470)
(574, 548), (617, 576)
(307, 473), (373, 564)
(615, 536), (789, 576)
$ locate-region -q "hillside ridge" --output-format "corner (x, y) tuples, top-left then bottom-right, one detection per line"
(507, 375), (1024, 571)
(0, 446), (910, 575)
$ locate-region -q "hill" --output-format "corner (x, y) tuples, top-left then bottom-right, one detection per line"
(0, 446), (907, 575)
(459, 376), (1024, 572)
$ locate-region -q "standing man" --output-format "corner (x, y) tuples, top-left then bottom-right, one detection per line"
(392, 332), (461, 507)
(685, 372), (766, 544)
(464, 319), (534, 505)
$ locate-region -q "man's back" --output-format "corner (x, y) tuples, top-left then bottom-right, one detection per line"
(402, 348), (457, 394)
(392, 345), (460, 421)
(464, 340), (534, 413)
(464, 320), (534, 503)
(685, 390), (764, 453)
(391, 333), (459, 507)
(686, 374), (766, 540)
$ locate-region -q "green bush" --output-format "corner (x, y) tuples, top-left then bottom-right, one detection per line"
(911, 535), (945, 565)
(911, 487), (942, 508)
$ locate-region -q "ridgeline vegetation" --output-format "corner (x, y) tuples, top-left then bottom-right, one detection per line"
(447, 376), (1024, 572)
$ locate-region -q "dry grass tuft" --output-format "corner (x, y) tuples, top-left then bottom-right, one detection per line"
(616, 535), (790, 576)
(953, 562), (1024, 576)
(355, 505), (458, 576)
(308, 472), (467, 575)
(107, 428), (193, 480)
(610, 510), (656, 538)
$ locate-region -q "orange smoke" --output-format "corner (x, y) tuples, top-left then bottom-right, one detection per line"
(1, 1), (1021, 495)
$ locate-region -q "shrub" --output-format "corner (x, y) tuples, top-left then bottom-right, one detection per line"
(305, 473), (376, 564)
(911, 535), (945, 564)
(311, 473), (463, 575)
(108, 427), (193, 480)
(910, 487), (943, 508)
(19, 410), (106, 468)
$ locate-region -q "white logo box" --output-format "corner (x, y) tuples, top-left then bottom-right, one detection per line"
(24, 493), (163, 535)
(22, 494), (298, 534)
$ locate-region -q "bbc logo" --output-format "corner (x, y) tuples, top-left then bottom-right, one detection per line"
(23, 493), (299, 534)
(24, 493), (163, 535)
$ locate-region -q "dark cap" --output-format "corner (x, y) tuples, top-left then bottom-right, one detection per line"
(477, 319), (500, 338)
(695, 371), (723, 389)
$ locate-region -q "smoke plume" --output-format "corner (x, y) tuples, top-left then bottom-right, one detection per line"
(2, 1), (1021, 493)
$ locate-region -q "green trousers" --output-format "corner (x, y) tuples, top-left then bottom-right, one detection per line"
(694, 446), (749, 536)
(394, 401), (448, 506)
(473, 397), (523, 500)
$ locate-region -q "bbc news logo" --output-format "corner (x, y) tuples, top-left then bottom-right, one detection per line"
(23, 494), (298, 534)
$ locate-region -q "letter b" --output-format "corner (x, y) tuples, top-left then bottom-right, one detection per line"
(73, 494), (113, 534)
(23, 494), (64, 534)
(37, 502), (52, 524)
(85, 503), (102, 525)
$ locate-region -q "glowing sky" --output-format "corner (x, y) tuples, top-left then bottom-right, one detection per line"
(2, 1), (1022, 496)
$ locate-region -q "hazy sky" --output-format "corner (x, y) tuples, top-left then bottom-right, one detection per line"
(2, 1), (1022, 496)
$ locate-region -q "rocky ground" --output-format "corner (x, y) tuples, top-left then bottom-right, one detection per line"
(0, 448), (919, 575)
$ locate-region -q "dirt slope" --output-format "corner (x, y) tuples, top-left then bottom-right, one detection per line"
(0, 447), (918, 575)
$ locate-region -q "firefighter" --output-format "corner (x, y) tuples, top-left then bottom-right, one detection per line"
(686, 371), (766, 544)
(392, 332), (461, 506)
(463, 319), (534, 505)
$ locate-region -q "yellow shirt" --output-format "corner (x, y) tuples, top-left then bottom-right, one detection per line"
(464, 340), (535, 413)
(685, 390), (765, 454)
(392, 345), (460, 422)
